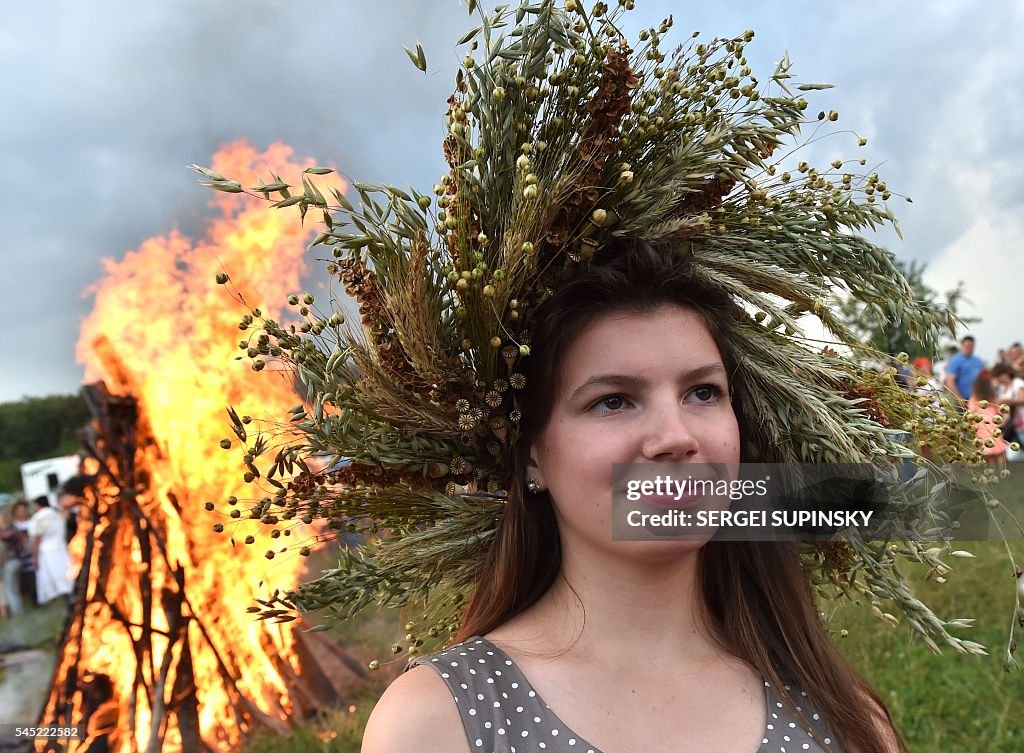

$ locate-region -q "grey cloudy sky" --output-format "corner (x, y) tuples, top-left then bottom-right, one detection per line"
(2, 0), (1022, 401)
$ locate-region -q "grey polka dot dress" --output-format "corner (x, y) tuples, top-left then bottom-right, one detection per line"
(406, 636), (842, 753)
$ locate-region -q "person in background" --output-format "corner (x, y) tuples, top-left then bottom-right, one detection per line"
(968, 376), (1007, 467)
(27, 496), (75, 604)
(943, 335), (985, 401)
(0, 517), (8, 620)
(58, 474), (94, 545)
(1008, 342), (1024, 375)
(990, 364), (1024, 460)
(0, 506), (30, 615)
(7, 500), (36, 609)
(911, 358), (946, 401)
(908, 358), (946, 462)
(932, 344), (959, 386)
(889, 358), (912, 390)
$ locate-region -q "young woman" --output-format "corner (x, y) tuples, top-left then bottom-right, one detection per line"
(199, 4), (988, 751)
(362, 241), (901, 753)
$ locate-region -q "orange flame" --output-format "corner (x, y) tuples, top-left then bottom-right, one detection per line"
(67, 140), (346, 751)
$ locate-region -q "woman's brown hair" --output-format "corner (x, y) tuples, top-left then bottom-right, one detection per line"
(972, 375), (996, 402)
(453, 239), (901, 753)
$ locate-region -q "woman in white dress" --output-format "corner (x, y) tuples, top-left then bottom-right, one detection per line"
(28, 496), (74, 603)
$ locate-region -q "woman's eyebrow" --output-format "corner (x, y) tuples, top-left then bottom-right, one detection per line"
(567, 363), (727, 402)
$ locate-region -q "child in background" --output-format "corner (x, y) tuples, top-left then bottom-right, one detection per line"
(968, 375), (1007, 466)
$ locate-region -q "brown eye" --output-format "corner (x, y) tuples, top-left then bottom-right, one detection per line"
(690, 384), (725, 403)
(590, 394), (629, 413)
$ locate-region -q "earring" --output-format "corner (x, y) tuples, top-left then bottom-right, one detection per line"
(526, 477), (541, 493)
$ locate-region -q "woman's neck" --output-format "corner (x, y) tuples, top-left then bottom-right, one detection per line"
(493, 545), (722, 671)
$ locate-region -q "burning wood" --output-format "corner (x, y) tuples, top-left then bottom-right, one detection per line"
(40, 381), (366, 753)
(37, 142), (362, 752)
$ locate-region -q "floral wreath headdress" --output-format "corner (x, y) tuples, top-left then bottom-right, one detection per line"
(196, 0), (1020, 668)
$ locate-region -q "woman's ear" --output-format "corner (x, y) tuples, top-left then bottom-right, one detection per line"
(526, 442), (545, 491)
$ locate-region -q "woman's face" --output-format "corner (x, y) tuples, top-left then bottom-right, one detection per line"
(529, 304), (741, 560)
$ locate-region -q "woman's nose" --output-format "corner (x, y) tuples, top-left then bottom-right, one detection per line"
(640, 404), (700, 460)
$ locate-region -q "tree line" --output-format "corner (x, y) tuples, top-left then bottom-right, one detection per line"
(0, 393), (90, 492)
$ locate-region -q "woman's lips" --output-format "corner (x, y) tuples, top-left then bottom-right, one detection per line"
(643, 494), (702, 509)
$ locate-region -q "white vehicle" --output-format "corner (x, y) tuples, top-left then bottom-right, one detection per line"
(19, 455), (80, 505)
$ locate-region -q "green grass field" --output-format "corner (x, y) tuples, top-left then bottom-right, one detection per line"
(830, 537), (1023, 753)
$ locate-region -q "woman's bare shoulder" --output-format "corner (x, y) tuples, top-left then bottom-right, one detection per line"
(360, 664), (470, 753)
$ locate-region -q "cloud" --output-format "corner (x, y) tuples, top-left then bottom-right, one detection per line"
(2, 0), (1021, 399)
(925, 166), (1024, 356)
(0, 0), (467, 400)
